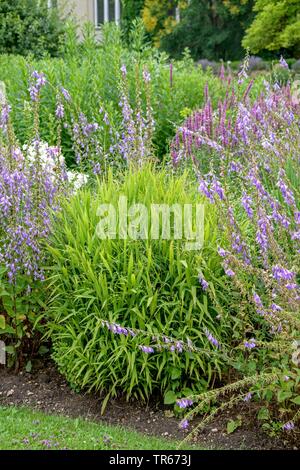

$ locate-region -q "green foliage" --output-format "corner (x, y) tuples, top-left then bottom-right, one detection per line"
(269, 63), (294, 86)
(161, 0), (255, 61)
(0, 267), (45, 368)
(0, 0), (66, 58)
(242, 0), (300, 57)
(45, 165), (239, 403)
(226, 416), (242, 434)
(121, 0), (145, 41)
(0, 23), (225, 160)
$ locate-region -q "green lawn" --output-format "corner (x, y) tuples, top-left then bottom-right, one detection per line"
(0, 407), (199, 450)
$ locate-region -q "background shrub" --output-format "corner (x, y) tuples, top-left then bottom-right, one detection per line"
(46, 165), (241, 404)
(0, 0), (65, 58)
(292, 59), (300, 73)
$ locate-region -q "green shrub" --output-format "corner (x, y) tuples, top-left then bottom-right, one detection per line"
(269, 63), (294, 86)
(45, 165), (241, 404)
(0, 0), (66, 58)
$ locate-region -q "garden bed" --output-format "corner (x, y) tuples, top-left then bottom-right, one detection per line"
(0, 363), (297, 450)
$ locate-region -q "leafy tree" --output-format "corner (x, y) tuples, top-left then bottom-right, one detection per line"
(0, 0), (65, 58)
(242, 0), (300, 57)
(142, 0), (188, 46)
(121, 0), (145, 41)
(161, 0), (254, 60)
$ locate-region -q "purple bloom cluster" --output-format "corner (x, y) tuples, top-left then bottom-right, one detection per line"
(244, 339), (256, 349)
(272, 265), (296, 283)
(139, 345), (155, 354)
(0, 103), (11, 131)
(198, 275), (209, 291)
(29, 71), (46, 102)
(176, 398), (193, 409)
(101, 320), (136, 337)
(118, 65), (155, 165)
(204, 328), (220, 349)
(0, 139), (62, 283)
(179, 419), (189, 430)
(56, 103), (64, 120)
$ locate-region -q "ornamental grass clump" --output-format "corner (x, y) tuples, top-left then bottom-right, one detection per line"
(45, 164), (241, 406)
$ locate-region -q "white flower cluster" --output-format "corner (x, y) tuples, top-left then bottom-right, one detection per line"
(23, 141), (89, 192)
(24, 141), (64, 173)
(66, 171), (89, 191)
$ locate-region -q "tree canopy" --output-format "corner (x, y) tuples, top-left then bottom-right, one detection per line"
(242, 0), (300, 57)
(160, 0), (254, 60)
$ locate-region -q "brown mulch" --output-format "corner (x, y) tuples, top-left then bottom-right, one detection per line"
(0, 361), (298, 450)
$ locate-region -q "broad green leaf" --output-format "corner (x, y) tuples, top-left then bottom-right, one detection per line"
(164, 390), (177, 405)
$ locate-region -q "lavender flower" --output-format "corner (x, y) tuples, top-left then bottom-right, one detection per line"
(282, 421), (294, 431)
(253, 293), (263, 307)
(41, 439), (52, 448)
(204, 328), (220, 349)
(244, 339), (256, 349)
(218, 247), (228, 258)
(272, 265), (296, 282)
(179, 419), (189, 430)
(279, 56), (289, 69)
(243, 392), (252, 402)
(139, 345), (154, 354)
(198, 275), (209, 291)
(0, 103), (11, 130)
(29, 71), (46, 101)
(242, 192), (253, 218)
(143, 68), (151, 84)
(224, 268), (235, 277)
(176, 398), (193, 409)
(61, 87), (71, 102)
(55, 103), (64, 119)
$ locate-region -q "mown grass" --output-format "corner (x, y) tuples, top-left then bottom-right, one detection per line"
(0, 406), (201, 450)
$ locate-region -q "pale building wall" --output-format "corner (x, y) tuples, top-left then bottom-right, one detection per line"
(72, 0), (94, 24)
(58, 1), (95, 25)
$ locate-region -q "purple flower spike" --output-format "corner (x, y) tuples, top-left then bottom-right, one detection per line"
(204, 328), (220, 349)
(139, 345), (154, 354)
(121, 64), (127, 76)
(279, 56), (289, 69)
(61, 87), (71, 101)
(272, 265), (296, 282)
(253, 293), (263, 307)
(56, 103), (64, 119)
(180, 419), (189, 430)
